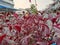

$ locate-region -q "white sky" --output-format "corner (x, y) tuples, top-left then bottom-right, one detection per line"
(14, 0), (54, 10)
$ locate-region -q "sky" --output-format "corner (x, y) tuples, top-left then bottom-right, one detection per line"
(14, 0), (54, 10)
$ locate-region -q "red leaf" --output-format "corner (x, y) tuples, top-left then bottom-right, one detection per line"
(0, 34), (6, 43)
(14, 25), (21, 32)
(52, 18), (57, 24)
(9, 25), (12, 31)
(13, 13), (18, 18)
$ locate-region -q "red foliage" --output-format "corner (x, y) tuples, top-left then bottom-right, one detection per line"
(0, 12), (60, 45)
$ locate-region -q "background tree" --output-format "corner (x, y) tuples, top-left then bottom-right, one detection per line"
(30, 4), (37, 15)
